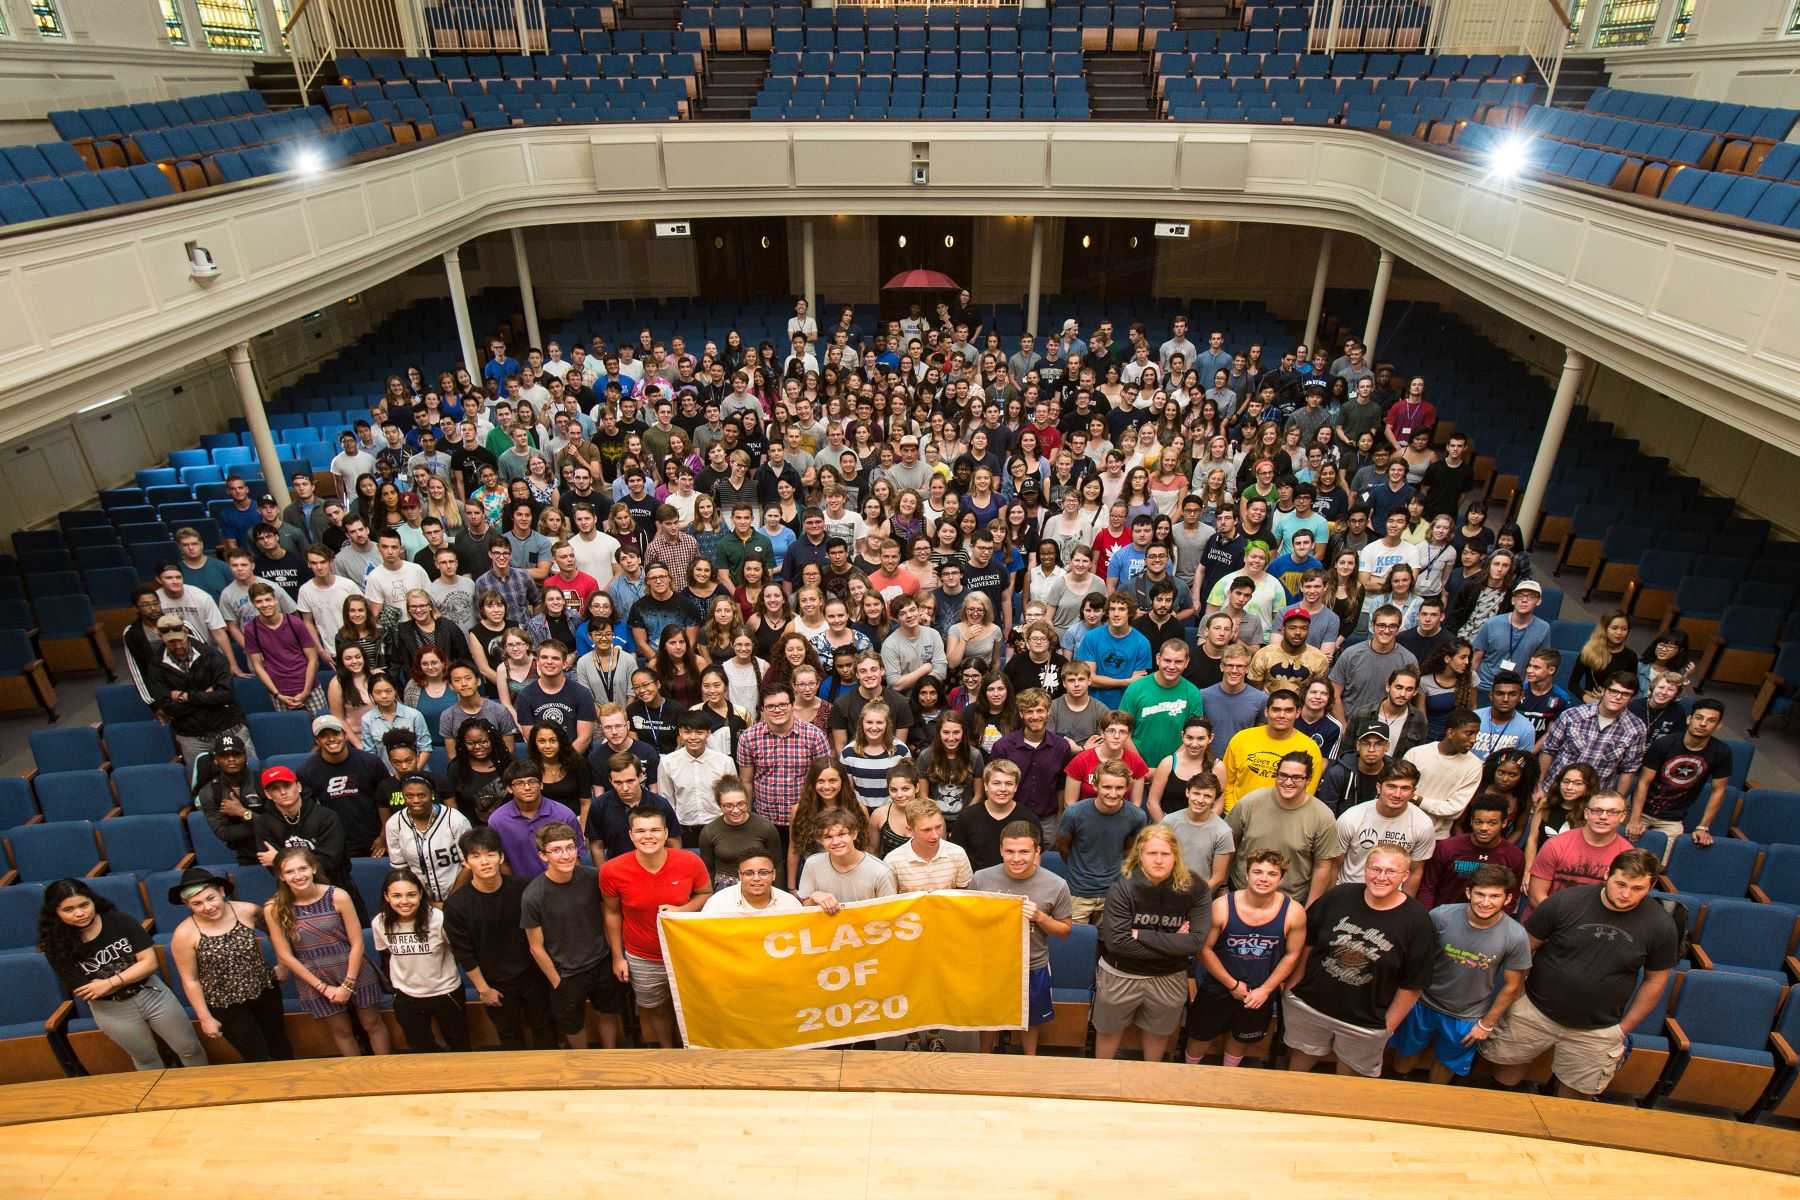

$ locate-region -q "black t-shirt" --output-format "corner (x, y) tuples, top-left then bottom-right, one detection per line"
(1004, 652), (1067, 703)
(1183, 648), (1225, 692)
(953, 802), (1044, 872)
(1421, 458), (1474, 519)
(296, 747), (394, 853)
(255, 551), (305, 598)
(450, 446), (498, 494)
(961, 558), (1009, 615)
(1293, 883), (1437, 1030)
(828, 687), (916, 736)
(51, 911), (152, 992)
(1638, 733), (1731, 820)
(1524, 884), (1679, 1029)
(515, 678), (596, 737)
(441, 874), (536, 983)
(1198, 532), (1248, 600)
(1397, 626), (1452, 664)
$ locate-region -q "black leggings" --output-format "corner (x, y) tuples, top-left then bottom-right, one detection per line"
(394, 991), (471, 1052)
(215, 986), (293, 1062)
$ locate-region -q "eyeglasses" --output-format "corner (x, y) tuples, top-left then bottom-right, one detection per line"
(1364, 867), (1406, 879)
(1275, 772), (1310, 783)
(762, 701), (791, 710)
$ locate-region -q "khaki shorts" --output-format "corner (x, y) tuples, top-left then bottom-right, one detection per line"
(1092, 960), (1188, 1036)
(625, 952), (671, 1010)
(1479, 993), (1624, 1096)
(1070, 894), (1107, 925)
(1280, 991), (1389, 1078)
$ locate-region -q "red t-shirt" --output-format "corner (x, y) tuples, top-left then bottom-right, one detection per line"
(599, 848), (711, 960)
(1092, 526), (1132, 577)
(1063, 746), (1150, 801)
(1528, 829), (1632, 897)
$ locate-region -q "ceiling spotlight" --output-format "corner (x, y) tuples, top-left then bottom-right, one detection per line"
(897, 234), (907, 248)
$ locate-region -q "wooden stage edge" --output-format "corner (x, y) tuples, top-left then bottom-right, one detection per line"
(1, 1050), (1795, 1176)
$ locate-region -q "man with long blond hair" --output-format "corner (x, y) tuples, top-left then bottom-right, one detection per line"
(1091, 822), (1212, 1063)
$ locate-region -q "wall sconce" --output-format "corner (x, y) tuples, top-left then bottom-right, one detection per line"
(186, 241), (219, 282)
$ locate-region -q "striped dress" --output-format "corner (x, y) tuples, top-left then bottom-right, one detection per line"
(288, 891), (383, 1018)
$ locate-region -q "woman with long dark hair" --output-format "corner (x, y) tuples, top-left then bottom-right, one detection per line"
(449, 718), (510, 823)
(372, 866), (470, 1052)
(529, 719), (594, 828)
(39, 878), (208, 1069)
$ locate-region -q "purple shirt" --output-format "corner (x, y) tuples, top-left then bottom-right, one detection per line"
(990, 729), (1077, 819)
(487, 797), (585, 880)
(242, 613), (318, 696)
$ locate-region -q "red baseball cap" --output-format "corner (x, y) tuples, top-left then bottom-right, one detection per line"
(1282, 605), (1313, 624)
(260, 765), (297, 788)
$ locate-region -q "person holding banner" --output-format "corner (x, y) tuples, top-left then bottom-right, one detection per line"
(701, 852), (801, 913)
(600, 804), (712, 1049)
(1093, 824), (1212, 1064)
(798, 809), (898, 913)
(973, 820), (1075, 1055)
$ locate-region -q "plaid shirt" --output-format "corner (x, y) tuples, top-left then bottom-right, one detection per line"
(645, 529), (701, 588)
(1540, 702), (1648, 785)
(475, 566), (541, 627)
(736, 719), (830, 827)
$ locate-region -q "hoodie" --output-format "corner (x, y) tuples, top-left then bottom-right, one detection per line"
(1100, 867), (1212, 977)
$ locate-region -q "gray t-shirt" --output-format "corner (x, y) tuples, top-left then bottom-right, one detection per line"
(1198, 683), (1269, 747)
(797, 851), (897, 904)
(1060, 799), (1149, 898)
(440, 698), (519, 744)
(427, 576), (478, 631)
(519, 864), (608, 975)
(1329, 641), (1419, 717)
(335, 541), (383, 587)
(1424, 903), (1532, 1019)
(1160, 811), (1235, 886)
(1048, 695), (1109, 746)
(1045, 573), (1109, 633)
(1169, 523), (1214, 592)
(971, 864), (1074, 969)
(1334, 799), (1437, 883)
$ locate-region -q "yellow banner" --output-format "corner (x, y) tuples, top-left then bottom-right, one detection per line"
(659, 891), (1030, 1051)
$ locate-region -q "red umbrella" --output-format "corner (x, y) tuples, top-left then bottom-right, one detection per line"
(883, 268), (960, 290)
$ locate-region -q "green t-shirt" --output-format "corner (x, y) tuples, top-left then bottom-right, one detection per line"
(1119, 673), (1206, 768)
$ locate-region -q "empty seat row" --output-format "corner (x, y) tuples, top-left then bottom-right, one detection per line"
(48, 90), (271, 143)
(769, 49), (1086, 77)
(1522, 107), (1721, 168)
(1586, 86), (1798, 143)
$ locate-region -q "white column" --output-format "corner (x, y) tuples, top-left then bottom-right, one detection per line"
(1363, 246), (1395, 360)
(394, 0), (423, 55)
(1515, 348), (1589, 541)
(1025, 218), (1044, 338)
(1302, 231), (1333, 353)
(228, 342), (291, 510)
(511, 228), (542, 351)
(445, 247), (480, 375)
(801, 218), (816, 326)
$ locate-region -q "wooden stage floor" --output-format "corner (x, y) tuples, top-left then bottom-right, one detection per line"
(2, 1051), (1796, 1198)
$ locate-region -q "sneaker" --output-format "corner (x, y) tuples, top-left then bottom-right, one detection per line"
(926, 1036), (948, 1053)
(903, 1034), (923, 1051)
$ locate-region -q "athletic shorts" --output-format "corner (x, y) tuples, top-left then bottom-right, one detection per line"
(1092, 960), (1187, 1037)
(1281, 991), (1389, 1078)
(550, 962), (623, 1036)
(1479, 993), (1625, 1096)
(1027, 965), (1053, 1028)
(1390, 1002), (1480, 1077)
(625, 952), (671, 1009)
(1184, 985), (1277, 1045)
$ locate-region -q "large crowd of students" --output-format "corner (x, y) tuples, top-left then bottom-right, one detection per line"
(39, 297), (1719, 1098)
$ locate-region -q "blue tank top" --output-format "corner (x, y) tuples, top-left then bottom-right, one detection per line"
(1199, 891), (1291, 994)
